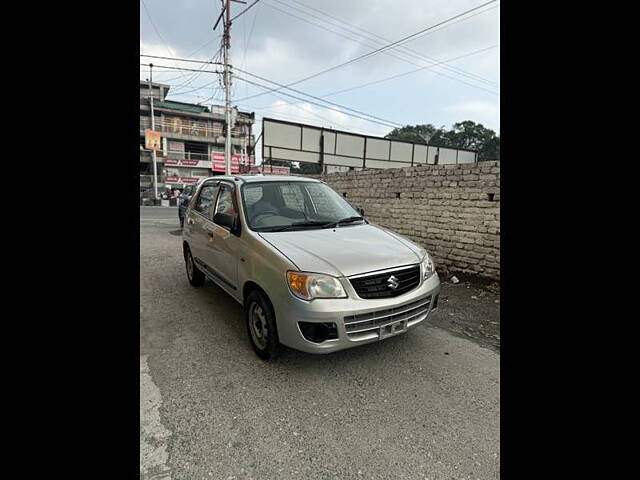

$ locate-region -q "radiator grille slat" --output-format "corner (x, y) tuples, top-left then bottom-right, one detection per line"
(349, 265), (421, 299)
(344, 295), (431, 335)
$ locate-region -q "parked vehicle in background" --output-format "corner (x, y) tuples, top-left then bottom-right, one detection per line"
(140, 188), (155, 200)
(182, 175), (440, 360)
(178, 184), (197, 228)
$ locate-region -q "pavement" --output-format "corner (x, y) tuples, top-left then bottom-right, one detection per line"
(140, 206), (500, 480)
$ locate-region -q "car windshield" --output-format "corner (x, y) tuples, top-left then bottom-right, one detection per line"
(242, 181), (364, 232)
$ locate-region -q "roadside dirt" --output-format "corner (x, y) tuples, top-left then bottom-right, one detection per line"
(429, 276), (500, 353)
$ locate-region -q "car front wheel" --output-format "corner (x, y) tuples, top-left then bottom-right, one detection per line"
(245, 290), (281, 360)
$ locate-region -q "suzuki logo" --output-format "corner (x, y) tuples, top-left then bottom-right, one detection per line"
(387, 275), (400, 290)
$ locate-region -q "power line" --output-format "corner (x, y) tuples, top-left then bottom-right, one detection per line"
(234, 75), (401, 128)
(140, 0), (184, 73)
(233, 66), (403, 126)
(323, 44), (499, 98)
(239, 0), (261, 98)
(230, 0), (262, 22)
(236, 0), (497, 102)
(280, 0), (498, 87)
(265, 0), (498, 88)
(171, 47), (222, 93)
(141, 58), (400, 126)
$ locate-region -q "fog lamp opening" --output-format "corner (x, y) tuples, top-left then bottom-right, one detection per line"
(298, 322), (338, 343)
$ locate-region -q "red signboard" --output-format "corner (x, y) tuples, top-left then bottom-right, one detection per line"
(165, 176), (199, 184)
(211, 153), (255, 173)
(164, 158), (199, 166)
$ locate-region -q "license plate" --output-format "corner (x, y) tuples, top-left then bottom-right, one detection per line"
(379, 319), (408, 339)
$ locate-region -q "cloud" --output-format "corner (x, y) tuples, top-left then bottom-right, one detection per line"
(140, 0), (500, 158)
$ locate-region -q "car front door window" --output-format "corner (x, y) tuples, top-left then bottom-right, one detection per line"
(194, 184), (219, 219)
(214, 185), (237, 218)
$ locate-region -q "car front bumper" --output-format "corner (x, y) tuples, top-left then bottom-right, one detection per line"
(274, 272), (440, 354)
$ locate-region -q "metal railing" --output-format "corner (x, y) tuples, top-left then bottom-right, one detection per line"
(140, 117), (253, 142)
(140, 150), (211, 162)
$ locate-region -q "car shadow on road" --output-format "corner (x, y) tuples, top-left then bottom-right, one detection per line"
(196, 278), (462, 369)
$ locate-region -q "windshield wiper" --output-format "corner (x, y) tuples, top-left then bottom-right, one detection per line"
(259, 220), (335, 232)
(323, 216), (365, 228)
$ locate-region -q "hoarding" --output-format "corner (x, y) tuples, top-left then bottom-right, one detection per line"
(211, 153), (255, 173)
(164, 158), (199, 166)
(262, 118), (477, 169)
(165, 176), (199, 184)
(144, 129), (161, 151)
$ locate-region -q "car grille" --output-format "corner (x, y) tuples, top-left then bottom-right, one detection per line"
(349, 265), (421, 299)
(343, 295), (432, 336)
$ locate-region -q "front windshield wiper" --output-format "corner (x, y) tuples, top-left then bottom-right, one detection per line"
(258, 220), (335, 232)
(322, 216), (365, 228)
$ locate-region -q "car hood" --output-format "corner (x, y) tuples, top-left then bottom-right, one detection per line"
(259, 223), (423, 277)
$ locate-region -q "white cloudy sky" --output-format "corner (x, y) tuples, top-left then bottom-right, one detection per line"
(140, 0), (499, 163)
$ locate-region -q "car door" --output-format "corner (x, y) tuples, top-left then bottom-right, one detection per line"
(184, 181), (219, 263)
(200, 182), (241, 291)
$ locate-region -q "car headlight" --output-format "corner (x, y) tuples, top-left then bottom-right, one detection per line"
(421, 253), (435, 279)
(286, 271), (347, 300)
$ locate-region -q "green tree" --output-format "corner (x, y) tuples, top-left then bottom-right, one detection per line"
(385, 121), (500, 161)
(384, 124), (448, 145)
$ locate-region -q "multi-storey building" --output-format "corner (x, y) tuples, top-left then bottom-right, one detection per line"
(140, 80), (255, 192)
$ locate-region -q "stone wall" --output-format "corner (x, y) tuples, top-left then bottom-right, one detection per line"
(307, 161), (500, 281)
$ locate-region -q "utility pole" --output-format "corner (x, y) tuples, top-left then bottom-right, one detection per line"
(149, 64), (159, 201)
(216, 0), (252, 175)
(223, 0), (232, 175)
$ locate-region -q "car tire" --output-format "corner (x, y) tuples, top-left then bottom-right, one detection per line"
(245, 290), (281, 361)
(185, 246), (205, 287)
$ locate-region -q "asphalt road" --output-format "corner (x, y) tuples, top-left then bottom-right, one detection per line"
(140, 206), (500, 480)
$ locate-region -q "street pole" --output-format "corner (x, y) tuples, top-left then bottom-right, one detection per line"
(149, 64), (159, 201)
(223, 0), (232, 176)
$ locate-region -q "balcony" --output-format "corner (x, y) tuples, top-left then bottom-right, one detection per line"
(140, 118), (254, 146)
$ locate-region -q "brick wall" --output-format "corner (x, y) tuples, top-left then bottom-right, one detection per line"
(307, 161), (500, 281)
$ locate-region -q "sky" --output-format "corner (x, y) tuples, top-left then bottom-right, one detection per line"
(140, 0), (500, 164)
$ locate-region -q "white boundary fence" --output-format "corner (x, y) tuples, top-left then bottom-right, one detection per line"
(262, 117), (477, 169)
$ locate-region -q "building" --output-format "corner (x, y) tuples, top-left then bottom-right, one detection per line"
(140, 80), (255, 193)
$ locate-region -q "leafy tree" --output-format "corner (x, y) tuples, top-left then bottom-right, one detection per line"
(384, 124), (448, 145)
(293, 162), (323, 174)
(385, 121), (500, 161)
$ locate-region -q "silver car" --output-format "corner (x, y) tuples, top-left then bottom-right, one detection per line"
(182, 175), (440, 360)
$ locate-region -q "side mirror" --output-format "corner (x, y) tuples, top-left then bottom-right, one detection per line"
(358, 207), (365, 216)
(214, 212), (239, 233)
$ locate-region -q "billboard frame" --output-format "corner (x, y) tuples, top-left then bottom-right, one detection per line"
(261, 117), (478, 169)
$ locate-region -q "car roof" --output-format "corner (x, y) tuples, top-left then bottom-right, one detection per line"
(199, 175), (321, 184)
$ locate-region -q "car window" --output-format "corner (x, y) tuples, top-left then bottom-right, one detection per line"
(279, 184), (305, 210)
(305, 183), (355, 218)
(193, 184), (219, 218)
(242, 181), (360, 231)
(215, 185), (237, 217)
(243, 185), (262, 206)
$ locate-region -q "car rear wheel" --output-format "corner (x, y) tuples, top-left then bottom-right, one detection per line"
(245, 290), (281, 360)
(185, 247), (204, 287)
